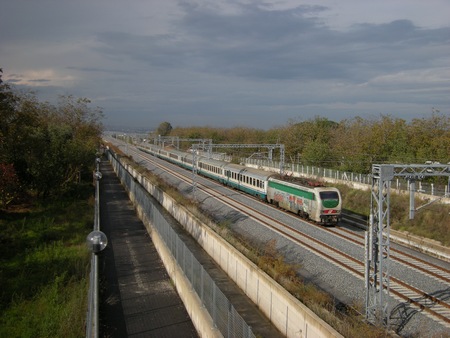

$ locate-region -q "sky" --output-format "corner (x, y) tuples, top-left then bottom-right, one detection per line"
(1, 0), (449, 131)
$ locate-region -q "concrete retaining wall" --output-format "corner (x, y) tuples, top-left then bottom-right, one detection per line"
(109, 153), (343, 338)
(109, 153), (221, 338)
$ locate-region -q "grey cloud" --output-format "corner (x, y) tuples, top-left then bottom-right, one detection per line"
(3, 1), (449, 130)
(94, 3), (449, 85)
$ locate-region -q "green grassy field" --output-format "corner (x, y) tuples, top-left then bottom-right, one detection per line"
(0, 187), (93, 338)
(336, 184), (450, 247)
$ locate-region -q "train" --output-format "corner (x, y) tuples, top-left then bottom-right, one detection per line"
(138, 144), (342, 225)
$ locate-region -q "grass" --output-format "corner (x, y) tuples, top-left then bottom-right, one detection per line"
(336, 183), (450, 246)
(0, 185), (93, 338)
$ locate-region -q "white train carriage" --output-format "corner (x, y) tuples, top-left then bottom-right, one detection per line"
(223, 163), (275, 201)
(197, 157), (227, 182)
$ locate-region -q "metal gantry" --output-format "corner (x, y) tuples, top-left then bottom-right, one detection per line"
(154, 136), (212, 150)
(365, 163), (450, 327)
(204, 143), (285, 175)
(190, 143), (285, 196)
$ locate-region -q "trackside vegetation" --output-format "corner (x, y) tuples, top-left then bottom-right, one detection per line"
(166, 114), (450, 174)
(336, 183), (450, 246)
(0, 75), (102, 337)
(0, 194), (93, 338)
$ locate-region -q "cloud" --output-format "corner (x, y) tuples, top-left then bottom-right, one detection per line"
(93, 3), (450, 86)
(5, 70), (76, 87)
(1, 0), (449, 130)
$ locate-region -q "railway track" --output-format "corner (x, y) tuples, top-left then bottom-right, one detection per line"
(112, 141), (450, 330)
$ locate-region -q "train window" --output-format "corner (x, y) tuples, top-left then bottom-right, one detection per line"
(319, 191), (339, 200)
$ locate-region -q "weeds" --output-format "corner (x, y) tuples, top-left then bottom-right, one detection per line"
(0, 186), (93, 337)
(337, 184), (450, 246)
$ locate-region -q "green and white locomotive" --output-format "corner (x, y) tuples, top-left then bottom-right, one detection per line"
(267, 178), (341, 225)
(139, 145), (342, 225)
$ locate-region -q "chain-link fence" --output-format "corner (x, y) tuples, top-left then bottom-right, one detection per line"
(243, 158), (450, 197)
(109, 152), (255, 338)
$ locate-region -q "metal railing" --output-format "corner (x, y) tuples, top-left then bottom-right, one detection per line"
(86, 158), (104, 338)
(109, 151), (256, 338)
(243, 158), (450, 198)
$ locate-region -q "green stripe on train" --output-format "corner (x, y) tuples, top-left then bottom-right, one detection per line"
(268, 181), (315, 200)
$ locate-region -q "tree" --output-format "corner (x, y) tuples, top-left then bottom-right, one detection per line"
(0, 163), (20, 208)
(279, 117), (338, 163)
(408, 112), (450, 163)
(302, 140), (332, 167)
(0, 73), (21, 163)
(0, 87), (103, 199)
(330, 117), (373, 172)
(156, 121), (173, 136)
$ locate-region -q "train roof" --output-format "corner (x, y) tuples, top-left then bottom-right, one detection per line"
(197, 157), (228, 168)
(269, 177), (340, 193)
(165, 148), (186, 156)
(224, 163), (276, 180)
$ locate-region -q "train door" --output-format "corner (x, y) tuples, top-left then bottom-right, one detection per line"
(225, 170), (231, 186)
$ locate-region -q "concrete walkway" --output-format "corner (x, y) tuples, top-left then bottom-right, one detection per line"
(98, 158), (284, 337)
(99, 160), (199, 337)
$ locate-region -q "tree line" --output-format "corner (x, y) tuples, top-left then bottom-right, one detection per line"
(157, 112), (450, 174)
(0, 72), (103, 207)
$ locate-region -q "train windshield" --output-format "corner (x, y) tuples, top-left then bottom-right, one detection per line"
(319, 191), (339, 208)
